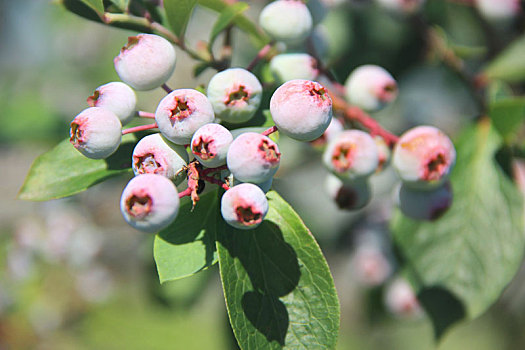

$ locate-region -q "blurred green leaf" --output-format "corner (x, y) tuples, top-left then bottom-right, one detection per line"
(198, 0), (269, 47)
(487, 81), (513, 103)
(489, 98), (525, 141)
(484, 35), (525, 83)
(108, 0), (130, 11)
(154, 191), (219, 283)
(209, 2), (249, 49)
(217, 191), (340, 349)
(82, 0), (104, 13)
(164, 0), (197, 39)
(392, 120), (524, 338)
(19, 136), (134, 201)
(193, 62), (211, 78)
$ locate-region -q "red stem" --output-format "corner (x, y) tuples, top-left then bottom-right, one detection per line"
(201, 175), (230, 191)
(201, 165), (228, 176)
(137, 111), (155, 119)
(122, 123), (158, 135)
(161, 83), (173, 94)
(246, 44), (272, 72)
(262, 125), (278, 137)
(346, 106), (399, 145)
(178, 187), (192, 198)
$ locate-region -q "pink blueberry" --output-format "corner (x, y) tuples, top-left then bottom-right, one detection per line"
(191, 123), (233, 168)
(269, 54), (319, 83)
(259, 0), (313, 45)
(87, 82), (137, 125)
(392, 126), (456, 189)
(70, 107), (122, 159)
(384, 278), (423, 319)
(120, 174), (180, 233)
(352, 245), (392, 287)
(227, 132), (281, 184)
(206, 68), (263, 124)
(155, 89), (215, 145)
(475, 0), (520, 21)
(221, 183), (269, 230)
(114, 34), (176, 91)
(344, 65), (398, 112)
(323, 130), (379, 181)
(270, 79), (333, 141)
(374, 136), (391, 172)
(132, 133), (189, 184)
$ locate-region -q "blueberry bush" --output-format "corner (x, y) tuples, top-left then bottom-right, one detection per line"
(17, 0), (525, 348)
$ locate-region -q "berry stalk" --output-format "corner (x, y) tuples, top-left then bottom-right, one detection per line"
(122, 123), (158, 135)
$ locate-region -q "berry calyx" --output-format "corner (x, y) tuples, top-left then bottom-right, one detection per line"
(221, 183), (269, 230)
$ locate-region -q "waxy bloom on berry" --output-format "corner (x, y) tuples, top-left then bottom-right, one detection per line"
(114, 34), (176, 91)
(344, 65), (398, 112)
(392, 126), (455, 189)
(155, 89), (215, 145)
(397, 181), (453, 221)
(87, 82), (137, 125)
(70, 107), (122, 159)
(191, 123), (233, 168)
(132, 133), (189, 184)
(259, 0), (313, 45)
(227, 132), (281, 184)
(323, 130), (379, 181)
(269, 54), (319, 83)
(120, 174), (180, 233)
(221, 183), (269, 230)
(325, 174), (371, 211)
(207, 68), (263, 124)
(270, 79), (333, 141)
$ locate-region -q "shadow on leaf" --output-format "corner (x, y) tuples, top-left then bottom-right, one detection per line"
(418, 286), (466, 341)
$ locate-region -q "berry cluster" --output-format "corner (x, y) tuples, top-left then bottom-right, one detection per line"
(69, 0), (456, 234)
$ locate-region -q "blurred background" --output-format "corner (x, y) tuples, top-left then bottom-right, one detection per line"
(2, 0), (525, 349)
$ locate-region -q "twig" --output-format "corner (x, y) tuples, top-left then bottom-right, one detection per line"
(122, 123), (158, 135)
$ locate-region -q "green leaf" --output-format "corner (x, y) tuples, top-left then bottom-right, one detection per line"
(489, 97), (525, 141)
(391, 120), (524, 338)
(81, 0), (104, 14)
(60, 0), (155, 32)
(198, 0), (269, 47)
(19, 136), (135, 201)
(484, 35), (525, 83)
(164, 0), (197, 39)
(209, 2), (249, 48)
(154, 190), (219, 283)
(487, 81), (513, 104)
(217, 191), (340, 349)
(108, 0), (129, 11)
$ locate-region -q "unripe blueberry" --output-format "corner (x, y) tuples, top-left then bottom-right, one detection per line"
(384, 278), (423, 319)
(344, 65), (398, 112)
(232, 176), (273, 193)
(376, 0), (426, 14)
(352, 245), (392, 287)
(325, 174), (371, 211)
(392, 126), (455, 189)
(397, 181), (453, 221)
(87, 82), (137, 125)
(323, 130), (379, 181)
(206, 68), (262, 124)
(227, 132), (281, 184)
(155, 89), (215, 145)
(120, 174), (180, 233)
(270, 80), (332, 141)
(374, 136), (391, 172)
(70, 107), (122, 159)
(114, 34), (176, 91)
(259, 0), (313, 45)
(269, 54), (319, 83)
(132, 133), (189, 184)
(191, 123), (233, 168)
(221, 183), (269, 230)
(475, 0), (520, 22)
